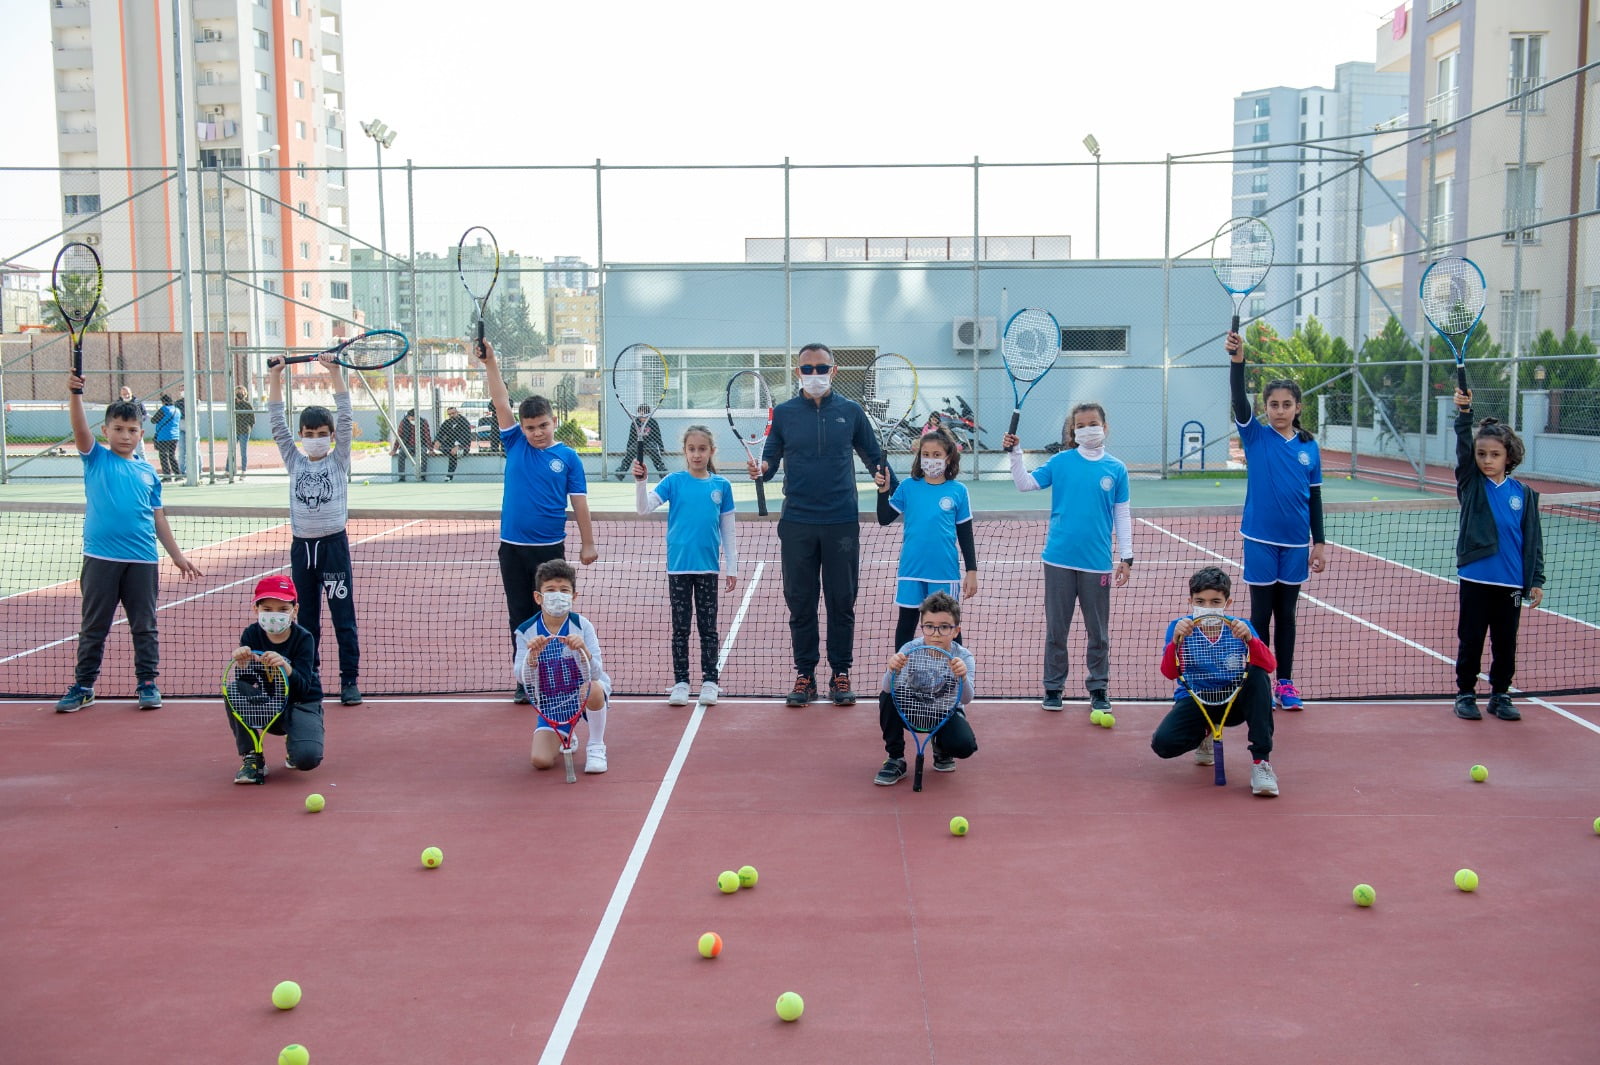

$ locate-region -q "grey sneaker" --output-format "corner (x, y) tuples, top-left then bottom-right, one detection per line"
(54, 684), (96, 713)
(785, 674), (817, 708)
(1089, 689), (1112, 712)
(1194, 734), (1214, 766)
(1250, 759), (1280, 797)
(340, 682), (363, 706)
(1040, 690), (1064, 712)
(874, 758), (907, 786)
(698, 681), (720, 705)
(512, 683), (531, 705)
(668, 681), (691, 706)
(136, 682), (162, 710)
(1453, 693), (1482, 720)
(931, 749), (956, 773)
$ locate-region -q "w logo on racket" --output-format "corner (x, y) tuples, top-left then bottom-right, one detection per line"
(538, 654), (584, 698)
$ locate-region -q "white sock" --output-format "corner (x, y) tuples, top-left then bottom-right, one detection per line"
(586, 701), (607, 748)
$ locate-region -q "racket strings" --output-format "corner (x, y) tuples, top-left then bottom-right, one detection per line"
(895, 652), (958, 731)
(55, 247), (101, 320)
(1210, 218), (1273, 293)
(1421, 259), (1487, 333)
(614, 347), (667, 410)
(523, 644), (590, 726)
(1001, 311), (1058, 381)
(224, 665), (288, 729)
(726, 373), (774, 438)
(869, 357), (918, 426)
(340, 332), (409, 369)
(1180, 620), (1249, 704)
(457, 227), (500, 301)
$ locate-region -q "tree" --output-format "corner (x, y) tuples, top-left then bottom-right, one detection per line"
(485, 289), (547, 364)
(1357, 316), (1424, 435)
(1240, 316), (1347, 434)
(554, 374), (577, 419)
(41, 275), (109, 333)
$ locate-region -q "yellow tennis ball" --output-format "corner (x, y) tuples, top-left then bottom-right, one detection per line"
(1469, 765), (1488, 783)
(949, 816), (969, 836)
(305, 793), (325, 812)
(775, 991), (804, 1022)
(697, 932), (722, 958)
(1454, 868), (1479, 892)
(737, 865), (759, 888)
(1352, 884), (1375, 907)
(1089, 709), (1105, 726)
(1593, 816), (1600, 835)
(1100, 712), (1116, 728)
(1214, 481), (1221, 487)
(279, 1045), (309, 1065)
(271, 980), (302, 1010)
(717, 870), (740, 893)
(421, 846), (443, 869)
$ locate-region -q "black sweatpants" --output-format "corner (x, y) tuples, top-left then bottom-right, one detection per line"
(778, 519), (860, 676)
(227, 699), (325, 769)
(291, 531), (360, 684)
(878, 691), (977, 761)
(499, 541), (567, 653)
(1456, 579), (1522, 694)
(154, 440), (179, 477)
(669, 573), (720, 684)
(1150, 665), (1275, 762)
(76, 556), (160, 686)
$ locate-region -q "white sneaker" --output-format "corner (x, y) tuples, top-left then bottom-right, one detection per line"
(667, 681), (691, 706)
(698, 681), (720, 705)
(1250, 759), (1279, 797)
(1194, 734), (1214, 766)
(584, 743), (608, 774)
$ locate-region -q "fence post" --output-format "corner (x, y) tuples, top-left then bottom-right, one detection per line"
(1160, 153), (1172, 478)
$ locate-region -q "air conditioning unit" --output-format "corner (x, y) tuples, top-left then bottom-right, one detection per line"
(209, 105), (225, 116)
(203, 29), (222, 42)
(952, 316), (997, 351)
(82, 234), (101, 245)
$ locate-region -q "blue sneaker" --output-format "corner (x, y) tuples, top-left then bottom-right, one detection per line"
(136, 682), (163, 710)
(54, 684), (96, 713)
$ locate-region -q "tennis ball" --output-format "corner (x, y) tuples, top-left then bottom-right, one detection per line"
(1371, 496), (1381, 501)
(1454, 868), (1479, 892)
(717, 870), (740, 893)
(698, 932), (723, 958)
(271, 980), (302, 1010)
(279, 1045), (309, 1065)
(1352, 884), (1375, 907)
(737, 865), (759, 888)
(421, 846), (443, 869)
(1089, 709), (1105, 726)
(1100, 712), (1116, 728)
(949, 816), (969, 836)
(305, 793), (325, 812)
(1593, 816), (1600, 835)
(775, 991), (804, 1022)
(1214, 481), (1221, 487)
(1470, 764), (1488, 783)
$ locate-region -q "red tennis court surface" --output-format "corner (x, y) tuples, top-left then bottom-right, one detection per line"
(3, 691), (1597, 1064)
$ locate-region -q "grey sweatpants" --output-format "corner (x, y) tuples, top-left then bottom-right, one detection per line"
(1042, 564), (1112, 693)
(76, 556), (160, 686)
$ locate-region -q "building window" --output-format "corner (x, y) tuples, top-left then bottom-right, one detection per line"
(1504, 164), (1542, 239)
(1249, 297), (1267, 318)
(255, 71), (268, 91)
(200, 148), (243, 167)
(262, 279), (277, 294)
(295, 120), (306, 140)
(299, 241), (311, 259)
(63, 194), (101, 214)
(256, 113), (270, 132)
(258, 194), (272, 215)
(327, 168), (345, 188)
(1498, 290), (1538, 353)
(1251, 174), (1269, 193)
(1300, 98), (1307, 115)
(266, 319), (281, 338)
(261, 237), (276, 256)
(1509, 34), (1545, 111)
(291, 0), (302, 13)
(292, 39), (303, 58)
(1251, 123), (1269, 143)
(297, 200), (310, 216)
(330, 280), (349, 301)
(293, 80), (305, 99)
(255, 29), (269, 49)
(1587, 289), (1600, 343)
(302, 320), (313, 338)
(1253, 97), (1270, 118)
(1250, 198), (1267, 218)
(301, 282), (312, 298)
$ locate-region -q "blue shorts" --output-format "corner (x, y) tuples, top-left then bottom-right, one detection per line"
(1242, 539), (1309, 586)
(896, 578), (961, 610)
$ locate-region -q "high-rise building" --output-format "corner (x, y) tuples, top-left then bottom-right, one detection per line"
(548, 287), (599, 345)
(350, 245), (547, 342)
(547, 255), (594, 293)
(49, 0), (350, 352)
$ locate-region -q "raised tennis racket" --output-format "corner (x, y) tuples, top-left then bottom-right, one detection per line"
(1420, 255), (1486, 393)
(866, 353), (919, 451)
(223, 656), (290, 777)
(890, 645), (963, 792)
(53, 242), (103, 395)
(612, 343), (668, 474)
(457, 225), (499, 361)
(1175, 615), (1251, 787)
(519, 638), (594, 783)
(267, 329), (409, 370)
(1000, 308), (1060, 451)
(725, 369), (773, 516)
(1210, 216), (1274, 335)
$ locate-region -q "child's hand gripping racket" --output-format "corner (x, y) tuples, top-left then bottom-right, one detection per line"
(1175, 615), (1251, 787)
(223, 654), (290, 776)
(889, 646), (964, 792)
(725, 369), (773, 516)
(519, 636), (594, 783)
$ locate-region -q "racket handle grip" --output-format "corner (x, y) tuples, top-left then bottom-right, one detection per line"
(1006, 410), (1020, 451)
(71, 352), (83, 394)
(1213, 739), (1226, 787)
(1456, 364), (1469, 394)
(755, 477), (768, 517)
(476, 319), (486, 360)
(1229, 313), (1240, 335)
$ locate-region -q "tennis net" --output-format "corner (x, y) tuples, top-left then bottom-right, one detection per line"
(4, 495), (1597, 701)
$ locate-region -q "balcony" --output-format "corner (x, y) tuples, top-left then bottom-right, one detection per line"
(192, 37), (235, 63)
(1426, 213), (1454, 257)
(1507, 76), (1545, 113)
(58, 128), (98, 153)
(50, 1), (91, 28)
(196, 81), (237, 107)
(53, 47), (92, 70)
(1425, 86), (1459, 126)
(1427, 0), (1460, 16)
(192, 0), (238, 17)
(56, 89), (95, 111)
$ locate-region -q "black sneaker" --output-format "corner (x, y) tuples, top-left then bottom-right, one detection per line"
(1041, 690), (1064, 712)
(932, 750), (956, 773)
(513, 683), (531, 705)
(234, 756), (267, 785)
(1453, 693), (1482, 720)
(829, 672), (856, 706)
(785, 674), (817, 708)
(1487, 693), (1521, 721)
(1089, 689), (1112, 712)
(874, 758), (907, 786)
(340, 682), (363, 706)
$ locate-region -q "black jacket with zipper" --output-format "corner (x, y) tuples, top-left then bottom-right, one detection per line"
(1454, 409), (1544, 596)
(760, 390), (887, 524)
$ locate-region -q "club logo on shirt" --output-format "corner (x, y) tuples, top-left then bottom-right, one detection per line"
(711, 489), (724, 505)
(1099, 476), (1114, 492)
(1509, 494), (1523, 511)
(548, 458), (565, 473)
(939, 495), (955, 511)
(1224, 653), (1245, 673)
(1297, 451), (1310, 466)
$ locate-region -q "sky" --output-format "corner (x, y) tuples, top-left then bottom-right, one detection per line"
(0, 0), (1397, 268)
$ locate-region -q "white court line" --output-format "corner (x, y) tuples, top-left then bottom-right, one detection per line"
(536, 561), (766, 1064)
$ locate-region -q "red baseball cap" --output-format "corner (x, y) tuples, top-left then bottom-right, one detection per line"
(253, 575), (298, 604)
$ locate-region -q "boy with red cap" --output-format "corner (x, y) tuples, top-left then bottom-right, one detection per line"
(229, 575), (325, 785)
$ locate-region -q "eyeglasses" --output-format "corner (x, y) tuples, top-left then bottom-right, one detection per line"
(797, 364), (833, 376)
(920, 623), (956, 635)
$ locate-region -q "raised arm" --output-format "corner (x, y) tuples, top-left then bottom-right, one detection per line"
(481, 340), (515, 431)
(1227, 333), (1252, 425)
(68, 372), (93, 453)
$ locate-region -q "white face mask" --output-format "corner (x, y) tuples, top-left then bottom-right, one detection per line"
(541, 591), (573, 617)
(920, 457), (946, 479)
(1191, 606), (1226, 619)
(300, 436), (332, 459)
(1075, 425), (1106, 449)
(800, 373), (831, 397)
(258, 609), (294, 634)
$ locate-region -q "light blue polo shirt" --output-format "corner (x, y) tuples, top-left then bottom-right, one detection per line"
(81, 442), (163, 563)
(887, 476), (972, 582)
(654, 471), (735, 573)
(1031, 450), (1129, 572)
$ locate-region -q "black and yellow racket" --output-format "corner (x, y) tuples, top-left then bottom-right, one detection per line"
(223, 657), (290, 781)
(1176, 615), (1251, 786)
(612, 343), (668, 474)
(52, 241), (103, 394)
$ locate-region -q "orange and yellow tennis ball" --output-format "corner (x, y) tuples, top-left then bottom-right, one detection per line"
(716, 870), (740, 893)
(775, 991), (805, 1022)
(697, 932), (722, 958)
(420, 846), (443, 869)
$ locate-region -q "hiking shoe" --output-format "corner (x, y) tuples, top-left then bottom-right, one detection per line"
(1453, 693), (1482, 720)
(830, 672), (856, 706)
(1274, 679), (1303, 711)
(584, 743), (608, 774)
(234, 756), (267, 785)
(340, 682), (363, 706)
(668, 681), (691, 706)
(874, 758), (907, 786)
(512, 683), (531, 705)
(1040, 690), (1064, 712)
(1194, 734), (1215, 766)
(698, 681), (720, 705)
(1089, 689), (1112, 713)
(1250, 759), (1279, 797)
(1487, 693), (1521, 721)
(136, 682), (163, 710)
(785, 674), (817, 708)
(54, 684), (96, 713)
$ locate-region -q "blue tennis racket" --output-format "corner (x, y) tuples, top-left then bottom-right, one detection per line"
(1420, 256), (1486, 394)
(1210, 216), (1274, 335)
(1000, 308), (1060, 451)
(890, 645), (963, 791)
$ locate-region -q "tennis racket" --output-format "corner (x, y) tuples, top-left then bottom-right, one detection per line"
(53, 242), (103, 395)
(457, 225), (499, 361)
(223, 657), (290, 772)
(267, 329), (410, 370)
(890, 645), (963, 792)
(1419, 255), (1486, 393)
(612, 343), (668, 474)
(725, 369), (773, 516)
(866, 353), (919, 451)
(1210, 216), (1274, 335)
(999, 308), (1060, 451)
(519, 638), (594, 783)
(1175, 615), (1251, 787)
